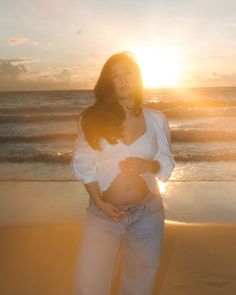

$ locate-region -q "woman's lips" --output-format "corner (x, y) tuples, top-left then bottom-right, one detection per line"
(120, 85), (129, 91)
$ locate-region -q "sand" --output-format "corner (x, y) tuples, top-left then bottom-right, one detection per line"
(1, 180), (236, 226)
(0, 180), (236, 294)
(0, 221), (236, 295)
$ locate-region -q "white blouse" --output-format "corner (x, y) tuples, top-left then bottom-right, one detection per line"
(71, 107), (176, 195)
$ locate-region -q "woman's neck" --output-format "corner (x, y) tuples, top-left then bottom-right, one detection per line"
(117, 97), (142, 117)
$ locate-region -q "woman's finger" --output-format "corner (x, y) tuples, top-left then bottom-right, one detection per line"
(113, 208), (127, 215)
(113, 208), (128, 218)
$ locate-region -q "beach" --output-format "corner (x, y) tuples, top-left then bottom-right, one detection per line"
(1, 0), (236, 292)
(0, 180), (236, 294)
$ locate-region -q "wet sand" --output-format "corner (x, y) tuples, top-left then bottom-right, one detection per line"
(1, 180), (236, 226)
(0, 180), (236, 294)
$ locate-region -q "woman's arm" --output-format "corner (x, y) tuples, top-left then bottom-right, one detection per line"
(151, 111), (176, 181)
(147, 159), (161, 173)
(83, 182), (104, 208)
(71, 115), (104, 207)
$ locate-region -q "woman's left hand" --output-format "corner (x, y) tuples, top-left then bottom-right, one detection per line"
(119, 157), (152, 175)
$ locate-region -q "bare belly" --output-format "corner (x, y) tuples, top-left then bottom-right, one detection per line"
(101, 171), (151, 206)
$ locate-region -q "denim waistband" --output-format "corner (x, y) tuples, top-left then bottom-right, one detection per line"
(116, 191), (155, 210)
(89, 190), (159, 212)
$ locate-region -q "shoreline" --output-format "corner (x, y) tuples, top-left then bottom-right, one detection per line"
(0, 180), (236, 226)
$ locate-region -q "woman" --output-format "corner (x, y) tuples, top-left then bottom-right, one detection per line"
(71, 51), (176, 295)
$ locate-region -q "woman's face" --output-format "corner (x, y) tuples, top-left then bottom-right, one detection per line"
(110, 61), (138, 100)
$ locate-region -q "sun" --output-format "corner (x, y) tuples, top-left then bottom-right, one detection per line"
(130, 44), (184, 88)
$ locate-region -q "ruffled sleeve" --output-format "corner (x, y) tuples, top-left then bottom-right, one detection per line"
(70, 116), (97, 184)
(152, 110), (176, 182)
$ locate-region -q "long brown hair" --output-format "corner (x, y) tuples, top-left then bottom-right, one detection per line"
(78, 51), (144, 150)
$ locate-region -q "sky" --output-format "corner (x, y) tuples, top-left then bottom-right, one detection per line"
(0, 0), (236, 91)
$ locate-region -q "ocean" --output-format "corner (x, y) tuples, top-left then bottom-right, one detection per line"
(0, 87), (236, 182)
(1, 87), (236, 224)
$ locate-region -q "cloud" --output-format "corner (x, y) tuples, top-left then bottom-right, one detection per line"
(7, 36), (29, 46)
(0, 58), (40, 65)
(1, 57), (235, 90)
(0, 59), (85, 90)
(212, 71), (236, 80)
(0, 58), (39, 82)
(181, 70), (236, 87)
(0, 60), (27, 80)
(7, 36), (39, 47)
(204, 72), (236, 86)
(31, 41), (39, 47)
(38, 68), (73, 84)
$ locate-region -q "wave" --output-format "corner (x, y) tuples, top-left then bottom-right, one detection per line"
(174, 152), (236, 161)
(1, 129), (236, 143)
(0, 151), (71, 163)
(0, 150), (236, 163)
(171, 129), (236, 142)
(164, 107), (236, 118)
(0, 106), (236, 123)
(0, 103), (236, 123)
(0, 133), (76, 142)
(0, 113), (78, 123)
(0, 106), (82, 113)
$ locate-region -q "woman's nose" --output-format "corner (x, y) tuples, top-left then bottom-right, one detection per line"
(120, 78), (129, 86)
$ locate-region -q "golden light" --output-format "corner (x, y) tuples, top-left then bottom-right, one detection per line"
(158, 180), (167, 194)
(130, 44), (184, 88)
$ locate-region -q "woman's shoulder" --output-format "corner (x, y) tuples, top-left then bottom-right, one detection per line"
(143, 107), (166, 122)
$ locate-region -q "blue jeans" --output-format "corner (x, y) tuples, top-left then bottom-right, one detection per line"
(73, 191), (165, 295)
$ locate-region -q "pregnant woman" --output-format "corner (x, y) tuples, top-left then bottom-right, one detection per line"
(71, 51), (176, 295)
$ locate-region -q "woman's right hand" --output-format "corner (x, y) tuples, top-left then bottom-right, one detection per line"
(98, 201), (129, 221)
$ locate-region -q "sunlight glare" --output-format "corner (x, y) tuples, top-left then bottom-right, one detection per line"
(131, 45), (184, 88)
(158, 180), (167, 194)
